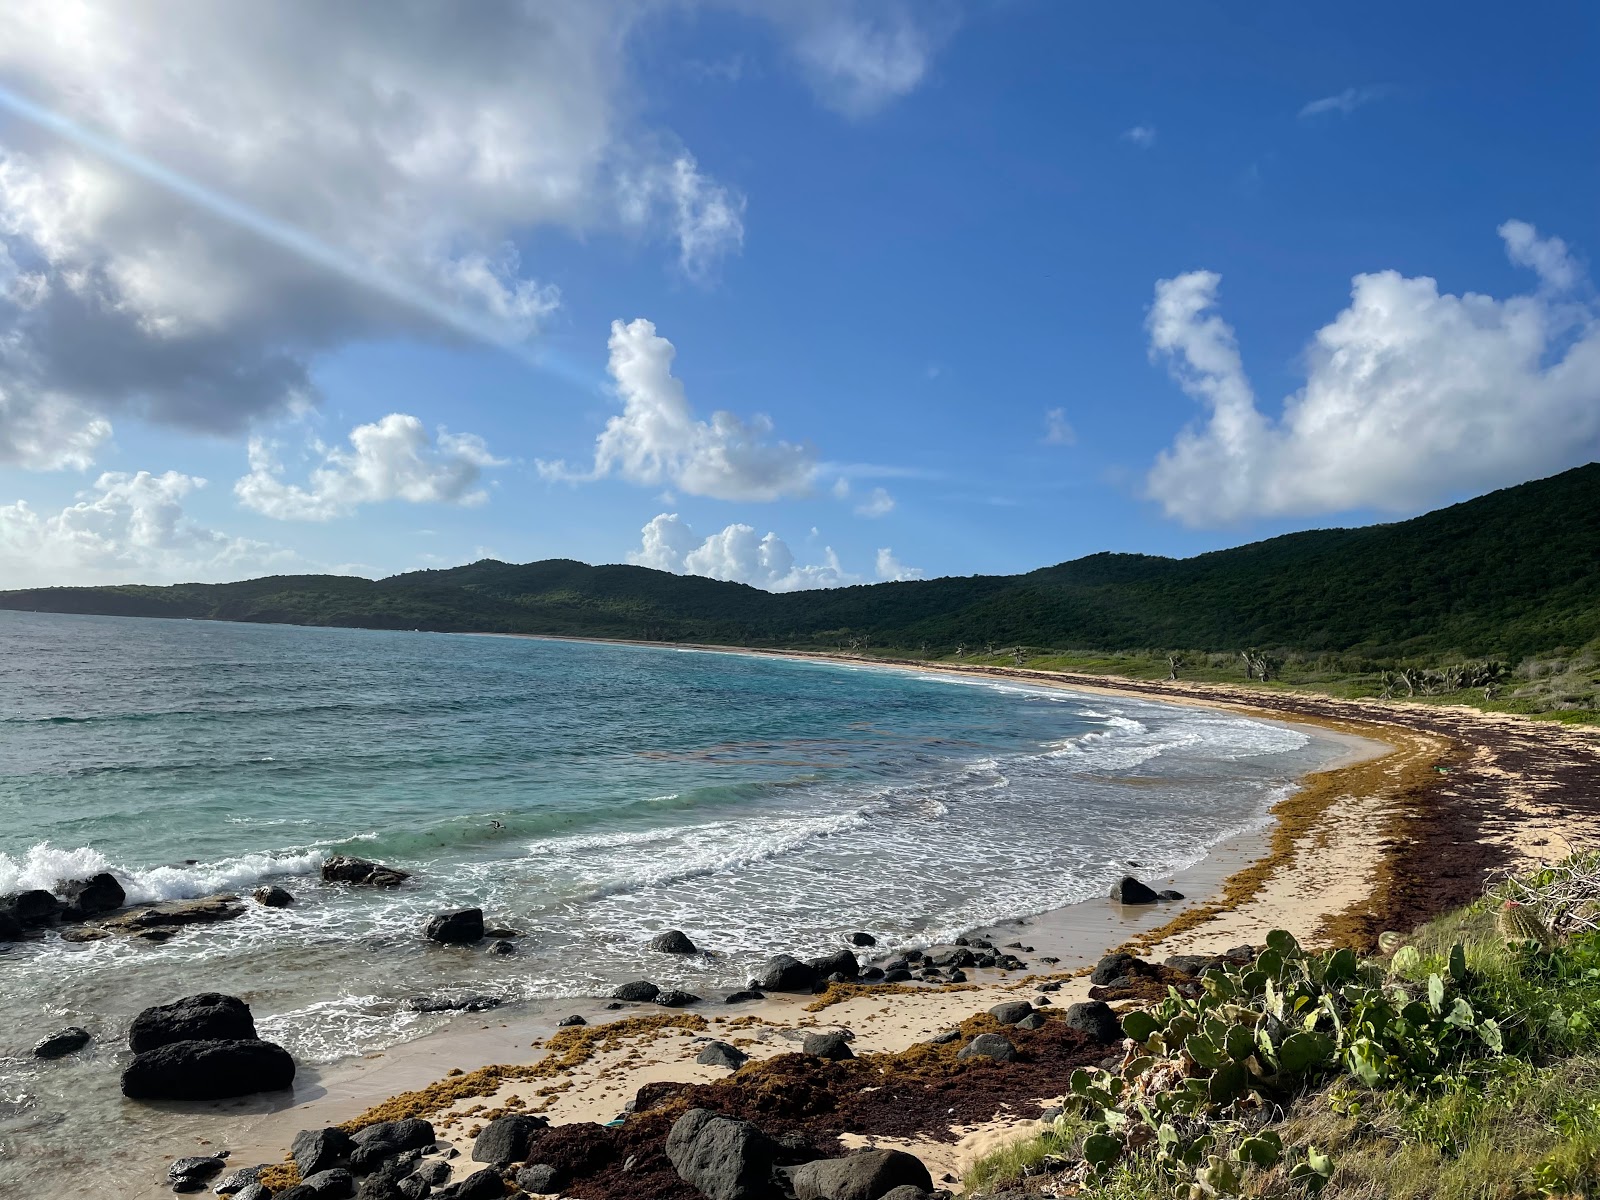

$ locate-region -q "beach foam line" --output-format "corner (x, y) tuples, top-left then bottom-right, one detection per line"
(0, 841), (325, 903)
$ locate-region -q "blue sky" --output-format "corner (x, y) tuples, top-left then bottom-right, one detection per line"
(0, 1), (1596, 590)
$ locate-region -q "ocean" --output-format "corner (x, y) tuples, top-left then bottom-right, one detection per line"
(0, 610), (1343, 1189)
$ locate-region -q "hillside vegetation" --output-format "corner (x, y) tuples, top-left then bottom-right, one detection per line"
(3, 464), (1597, 675)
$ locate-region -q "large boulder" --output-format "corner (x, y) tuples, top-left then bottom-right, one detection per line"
(988, 1000), (1035, 1026)
(128, 993), (257, 1053)
(807, 950), (860, 980)
(695, 1041), (749, 1070)
(121, 1038), (295, 1100)
(470, 1113), (549, 1164)
(1109, 876), (1160, 905)
(168, 1155), (226, 1192)
(58, 872), (125, 919)
(4, 888), (63, 926)
(293, 1127), (355, 1178)
(321, 857), (409, 887)
(664, 1108), (781, 1200)
(422, 909), (484, 945)
(432, 1168), (502, 1200)
(215, 1165), (267, 1194)
(789, 1148), (933, 1200)
(802, 1030), (854, 1061)
(32, 1026), (90, 1058)
(515, 1164), (563, 1194)
(956, 1033), (1017, 1062)
(754, 954), (821, 993)
(349, 1119), (436, 1173)
(1064, 1000), (1122, 1044)
(0, 908), (21, 941)
(848, 932), (877, 947)
(611, 980), (660, 1002)
(649, 929), (697, 954)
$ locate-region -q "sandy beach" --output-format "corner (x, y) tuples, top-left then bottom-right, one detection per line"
(104, 648), (1600, 1200)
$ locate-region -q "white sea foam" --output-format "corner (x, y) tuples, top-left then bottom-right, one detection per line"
(0, 841), (324, 903)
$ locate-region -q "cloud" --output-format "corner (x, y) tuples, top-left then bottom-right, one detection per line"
(236, 413), (505, 521)
(875, 547), (923, 581)
(854, 486), (895, 517)
(630, 513), (855, 590)
(1299, 85), (1389, 118)
(1123, 125), (1157, 148)
(541, 318), (816, 502)
(0, 469), (289, 587)
(1043, 408), (1076, 446)
(0, 1), (763, 471)
(1145, 221), (1600, 525)
(770, 1), (951, 117)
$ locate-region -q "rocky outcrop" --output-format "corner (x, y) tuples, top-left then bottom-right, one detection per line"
(470, 1113), (549, 1164)
(788, 1148), (933, 1200)
(649, 929), (697, 954)
(0, 908), (21, 941)
(58, 872), (125, 919)
(665, 1108), (781, 1200)
(802, 1030), (854, 1061)
(3, 888), (63, 926)
(1064, 1000), (1122, 1043)
(255, 885), (295, 907)
(129, 993), (257, 1052)
(121, 1037), (295, 1100)
(169, 1155), (226, 1192)
(422, 908), (484, 945)
(807, 949), (860, 980)
(655, 989), (700, 1007)
(320, 857), (409, 887)
(406, 994), (501, 1014)
(103, 895), (247, 936)
(754, 954), (820, 993)
(348, 1119), (436, 1173)
(1108, 875), (1159, 904)
(611, 980), (660, 1002)
(32, 1026), (90, 1058)
(293, 1128), (355, 1178)
(431, 1168), (501, 1200)
(956, 1033), (1017, 1062)
(214, 1165), (266, 1194)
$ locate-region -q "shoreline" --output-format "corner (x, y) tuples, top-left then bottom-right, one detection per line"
(55, 639), (1600, 1198)
(134, 655), (1406, 1198)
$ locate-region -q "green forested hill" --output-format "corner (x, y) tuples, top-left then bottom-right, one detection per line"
(3, 464), (1598, 661)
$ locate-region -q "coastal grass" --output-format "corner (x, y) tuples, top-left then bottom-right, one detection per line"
(964, 859), (1600, 1199)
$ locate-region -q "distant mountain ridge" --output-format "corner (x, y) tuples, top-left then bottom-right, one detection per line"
(4, 464), (1598, 660)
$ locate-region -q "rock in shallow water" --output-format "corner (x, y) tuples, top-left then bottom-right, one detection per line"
(406, 994), (501, 1014)
(321, 856), (409, 887)
(32, 1026), (90, 1058)
(649, 929), (697, 954)
(58, 872), (126, 919)
(122, 1038), (295, 1100)
(169, 1156), (226, 1191)
(611, 980), (660, 1002)
(130, 993), (257, 1053)
(254, 886), (294, 908)
(422, 908), (483, 945)
(1109, 875), (1160, 904)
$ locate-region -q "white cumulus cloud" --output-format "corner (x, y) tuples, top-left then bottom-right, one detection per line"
(541, 318), (816, 502)
(773, 1), (950, 118)
(235, 414), (505, 521)
(875, 547), (924, 582)
(0, 470), (289, 587)
(630, 513), (855, 591)
(1145, 221), (1600, 526)
(854, 486), (895, 517)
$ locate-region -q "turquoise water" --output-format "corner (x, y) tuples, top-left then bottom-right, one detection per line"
(0, 610), (1341, 1190)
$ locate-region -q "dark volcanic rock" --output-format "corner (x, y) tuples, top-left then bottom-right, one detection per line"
(1109, 876), (1160, 904)
(413, 1160), (452, 1186)
(321, 856), (409, 887)
(214, 1165), (266, 1194)
(294, 1128), (355, 1178)
(485, 938), (514, 955)
(422, 908), (483, 945)
(406, 994), (501, 1014)
(170, 1156), (226, 1190)
(789, 1147), (933, 1200)
(1089, 952), (1138, 986)
(58, 872), (125, 919)
(105, 895), (247, 933)
(882, 969), (913, 983)
(755, 954), (821, 993)
(611, 980), (660, 1002)
(232, 1186), (270, 1200)
(956, 1033), (1017, 1062)
(802, 1030), (854, 1061)
(130, 993), (257, 1053)
(1164, 954), (1218, 977)
(432, 1168), (502, 1200)
(724, 989), (764, 1004)
(808, 949), (861, 979)
(665, 1107), (781, 1200)
(557, 1014), (587, 1027)
(515, 1164), (563, 1194)
(695, 1040), (749, 1070)
(1016, 1012), (1049, 1031)
(649, 929), (697, 954)
(470, 1113), (549, 1164)
(349, 1120), (436, 1173)
(929, 1029), (961, 1045)
(255, 886), (295, 908)
(5, 888), (63, 926)
(987, 1000), (1034, 1026)
(32, 1026), (91, 1058)
(353, 1158), (412, 1200)
(121, 1038), (295, 1100)
(848, 932), (877, 947)
(1063, 1000), (1122, 1044)
(298, 1169), (355, 1199)
(1158, 889), (1185, 901)
(0, 908), (21, 941)
(655, 989), (700, 1008)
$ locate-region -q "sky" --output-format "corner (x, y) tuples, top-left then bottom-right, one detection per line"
(0, 0), (1596, 592)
